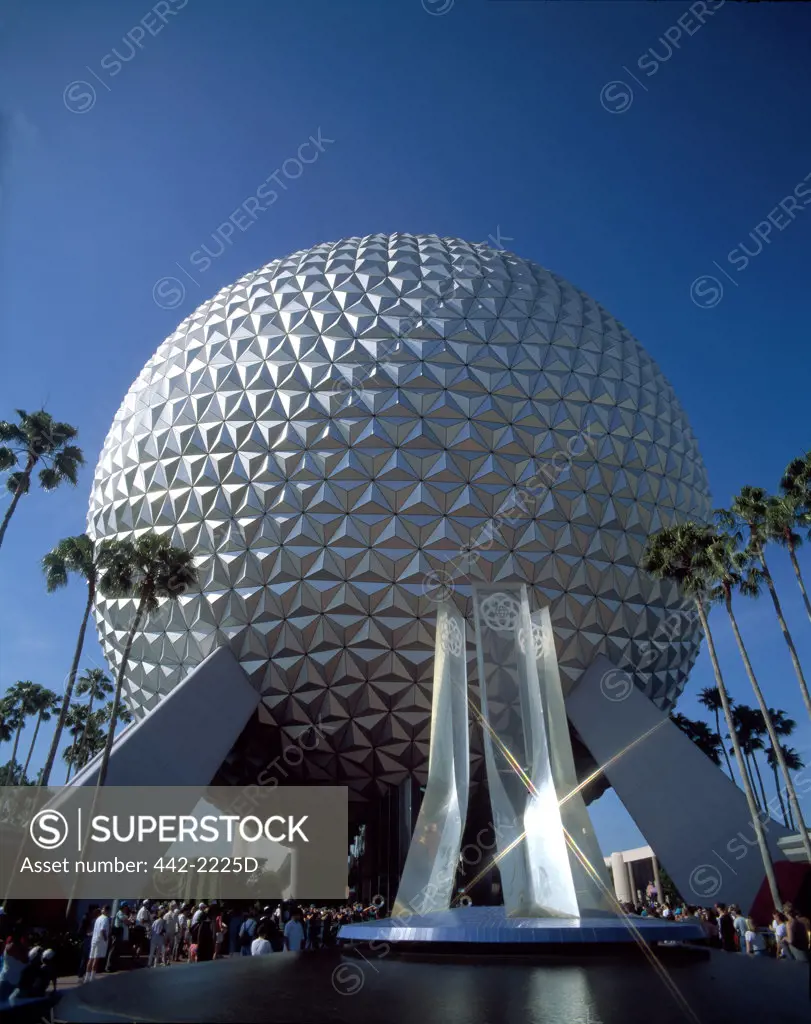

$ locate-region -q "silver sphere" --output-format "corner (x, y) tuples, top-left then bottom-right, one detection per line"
(88, 234), (711, 797)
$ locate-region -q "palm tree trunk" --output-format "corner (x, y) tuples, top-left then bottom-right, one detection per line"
(74, 694), (96, 777)
(759, 549), (811, 722)
(98, 597), (146, 788)
(4, 721), (24, 785)
(726, 594), (811, 864)
(788, 540), (811, 626)
(67, 598), (146, 918)
(744, 752), (761, 810)
(40, 584), (94, 785)
(21, 713), (42, 781)
(65, 757), (73, 784)
(752, 755), (769, 812)
(0, 466), (32, 552)
(770, 760), (790, 827)
(714, 707), (734, 778)
(695, 597), (782, 906)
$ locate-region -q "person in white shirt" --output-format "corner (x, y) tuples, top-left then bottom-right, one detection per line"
(251, 928), (273, 956)
(192, 903), (207, 928)
(283, 910), (305, 952)
(148, 912), (167, 967)
(176, 908), (189, 961)
(731, 907), (747, 952)
(163, 907), (177, 962)
(772, 911), (789, 958)
(136, 900), (152, 927)
(745, 918), (766, 956)
(85, 906), (111, 983)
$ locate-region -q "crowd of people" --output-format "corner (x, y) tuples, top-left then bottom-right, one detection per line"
(72, 898), (386, 979)
(0, 897), (386, 1003)
(2, 890), (809, 1005)
(619, 897), (810, 960)
(0, 911), (58, 1003)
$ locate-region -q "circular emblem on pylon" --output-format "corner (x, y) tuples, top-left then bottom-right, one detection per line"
(438, 616), (464, 657)
(517, 621), (546, 657)
(480, 592), (521, 632)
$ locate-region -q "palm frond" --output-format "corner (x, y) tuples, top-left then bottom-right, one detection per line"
(41, 551), (69, 591)
(96, 538), (139, 598)
(697, 686), (722, 711)
(0, 446), (17, 472)
(51, 451), (81, 485)
(6, 470), (30, 495)
(38, 466), (60, 490)
(782, 747), (805, 771)
(780, 451), (811, 497)
(0, 420), (26, 445)
(49, 420), (80, 446)
(57, 443), (84, 463)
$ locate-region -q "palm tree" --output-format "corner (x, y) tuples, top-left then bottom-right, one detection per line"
(63, 703), (91, 782)
(768, 707), (797, 744)
(0, 701), (23, 785)
(94, 532), (198, 787)
(704, 532), (811, 863)
(0, 696), (14, 738)
(62, 704), (85, 782)
(782, 450), (811, 490)
(747, 729), (769, 811)
(62, 743), (82, 779)
(63, 705), (106, 781)
(729, 704), (762, 808)
(96, 700), (133, 732)
(0, 701), (14, 792)
(1, 682), (39, 784)
(777, 452), (811, 624)
(72, 669), (113, 777)
(63, 700), (131, 781)
(643, 521), (783, 907)
(670, 713), (722, 764)
(779, 747), (807, 831)
(718, 487), (811, 722)
(763, 709), (798, 828)
(21, 685), (59, 782)
(40, 535), (118, 785)
(697, 686), (734, 777)
(0, 409), (84, 551)
(0, 760), (31, 786)
(765, 745), (790, 828)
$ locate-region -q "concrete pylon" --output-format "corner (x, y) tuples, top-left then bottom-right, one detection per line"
(610, 852), (631, 903)
(567, 655), (790, 913)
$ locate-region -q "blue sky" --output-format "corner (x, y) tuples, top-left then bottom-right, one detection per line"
(1, 0), (810, 854)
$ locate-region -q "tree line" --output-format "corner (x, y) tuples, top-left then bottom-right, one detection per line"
(644, 452), (811, 907)
(0, 671), (131, 785)
(671, 700), (803, 828)
(0, 409), (198, 790)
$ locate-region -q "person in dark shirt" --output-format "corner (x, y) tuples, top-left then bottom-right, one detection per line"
(17, 947), (58, 998)
(192, 909), (215, 963)
(717, 906), (737, 952)
(258, 907), (274, 938)
(785, 908), (810, 961)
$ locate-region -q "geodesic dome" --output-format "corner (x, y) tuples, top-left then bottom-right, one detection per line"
(88, 233), (711, 798)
